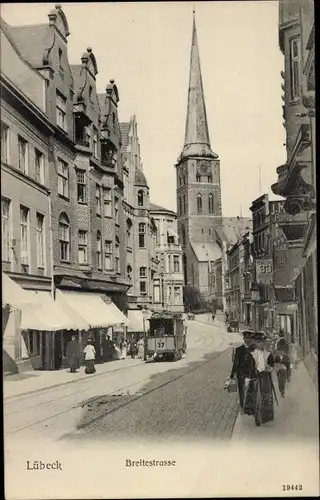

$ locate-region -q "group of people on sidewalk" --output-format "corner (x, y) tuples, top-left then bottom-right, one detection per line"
(226, 330), (293, 427)
(65, 334), (145, 375)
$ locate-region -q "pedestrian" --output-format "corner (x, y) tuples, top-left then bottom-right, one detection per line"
(137, 337), (144, 359)
(130, 341), (138, 359)
(66, 334), (81, 373)
(212, 312), (215, 322)
(120, 339), (128, 359)
(229, 330), (254, 411)
(83, 337), (96, 374)
(243, 332), (276, 426)
(274, 340), (291, 397)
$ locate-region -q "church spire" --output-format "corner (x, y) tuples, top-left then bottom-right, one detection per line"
(180, 11), (217, 160)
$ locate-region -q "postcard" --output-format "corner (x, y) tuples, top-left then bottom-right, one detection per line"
(2, 1), (318, 498)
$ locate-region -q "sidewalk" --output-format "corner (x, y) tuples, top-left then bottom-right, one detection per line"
(231, 361), (319, 442)
(3, 358), (143, 401)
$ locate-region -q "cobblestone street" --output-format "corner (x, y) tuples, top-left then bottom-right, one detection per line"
(5, 318), (241, 447)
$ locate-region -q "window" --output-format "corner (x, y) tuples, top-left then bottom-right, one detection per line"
(181, 225), (186, 246)
(58, 159), (69, 198)
(59, 213), (70, 261)
(35, 149), (44, 184)
(140, 280), (147, 295)
(1, 198), (10, 262)
(93, 127), (98, 158)
(138, 190), (144, 207)
(208, 193), (214, 213)
(174, 286), (181, 305)
(140, 267), (147, 278)
(96, 231), (102, 268)
(127, 265), (132, 281)
(197, 193), (202, 213)
(104, 240), (113, 270)
(58, 48), (63, 69)
(115, 236), (120, 273)
(153, 280), (160, 302)
(20, 206), (29, 266)
(183, 194), (186, 213)
(173, 255), (180, 273)
(103, 188), (112, 217)
(196, 174), (201, 182)
(96, 185), (101, 215)
(18, 136), (28, 174)
(179, 197), (182, 215)
(76, 170), (87, 203)
(114, 197), (119, 224)
(290, 37), (301, 100)
(208, 174), (212, 183)
(56, 92), (67, 130)
(78, 230), (88, 264)
(139, 223), (146, 248)
(1, 122), (9, 163)
(36, 213), (45, 268)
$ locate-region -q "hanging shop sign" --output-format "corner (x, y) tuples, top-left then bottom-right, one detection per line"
(256, 259), (273, 284)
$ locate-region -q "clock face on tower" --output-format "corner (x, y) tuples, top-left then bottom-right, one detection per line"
(197, 160), (211, 176)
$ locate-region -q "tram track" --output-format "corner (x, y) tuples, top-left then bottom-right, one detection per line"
(5, 333), (228, 437)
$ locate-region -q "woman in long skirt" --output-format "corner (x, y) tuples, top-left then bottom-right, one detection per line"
(83, 337), (96, 374)
(243, 332), (275, 426)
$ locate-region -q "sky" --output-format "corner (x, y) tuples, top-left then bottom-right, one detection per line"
(1, 1), (285, 217)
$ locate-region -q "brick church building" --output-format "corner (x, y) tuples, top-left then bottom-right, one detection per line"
(176, 12), (251, 304)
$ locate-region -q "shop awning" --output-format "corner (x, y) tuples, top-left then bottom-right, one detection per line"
(127, 309), (152, 332)
(59, 291), (129, 328)
(22, 290), (89, 331)
(2, 274), (86, 331)
(2, 273), (34, 307)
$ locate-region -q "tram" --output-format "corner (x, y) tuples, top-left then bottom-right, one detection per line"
(146, 311), (187, 361)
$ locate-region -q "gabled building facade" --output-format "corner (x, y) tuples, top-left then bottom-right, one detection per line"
(150, 204), (184, 313)
(271, 0), (316, 386)
(120, 116), (158, 313)
(3, 5), (130, 309)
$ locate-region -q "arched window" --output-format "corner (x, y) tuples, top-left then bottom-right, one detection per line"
(96, 230), (102, 269)
(196, 174), (201, 182)
(208, 174), (212, 183)
(59, 213), (70, 261)
(197, 193), (202, 213)
(137, 190), (144, 207)
(179, 197), (182, 215)
(115, 236), (120, 273)
(208, 193), (214, 213)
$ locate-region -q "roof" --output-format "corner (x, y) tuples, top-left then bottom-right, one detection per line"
(134, 169), (148, 187)
(180, 13), (217, 161)
(120, 122), (130, 151)
(215, 217), (252, 246)
(190, 242), (222, 262)
(4, 23), (50, 68)
(149, 202), (176, 216)
(97, 93), (105, 114)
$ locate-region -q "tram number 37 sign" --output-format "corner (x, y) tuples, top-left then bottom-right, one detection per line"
(256, 259), (273, 284)
(157, 341), (165, 349)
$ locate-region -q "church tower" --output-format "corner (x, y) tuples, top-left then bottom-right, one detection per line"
(176, 11), (223, 291)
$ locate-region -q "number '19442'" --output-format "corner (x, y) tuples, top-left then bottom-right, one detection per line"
(282, 485), (303, 491)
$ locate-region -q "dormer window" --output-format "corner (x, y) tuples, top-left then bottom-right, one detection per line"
(138, 190), (144, 207)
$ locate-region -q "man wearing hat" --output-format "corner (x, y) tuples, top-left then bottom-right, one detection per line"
(230, 330), (255, 410)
